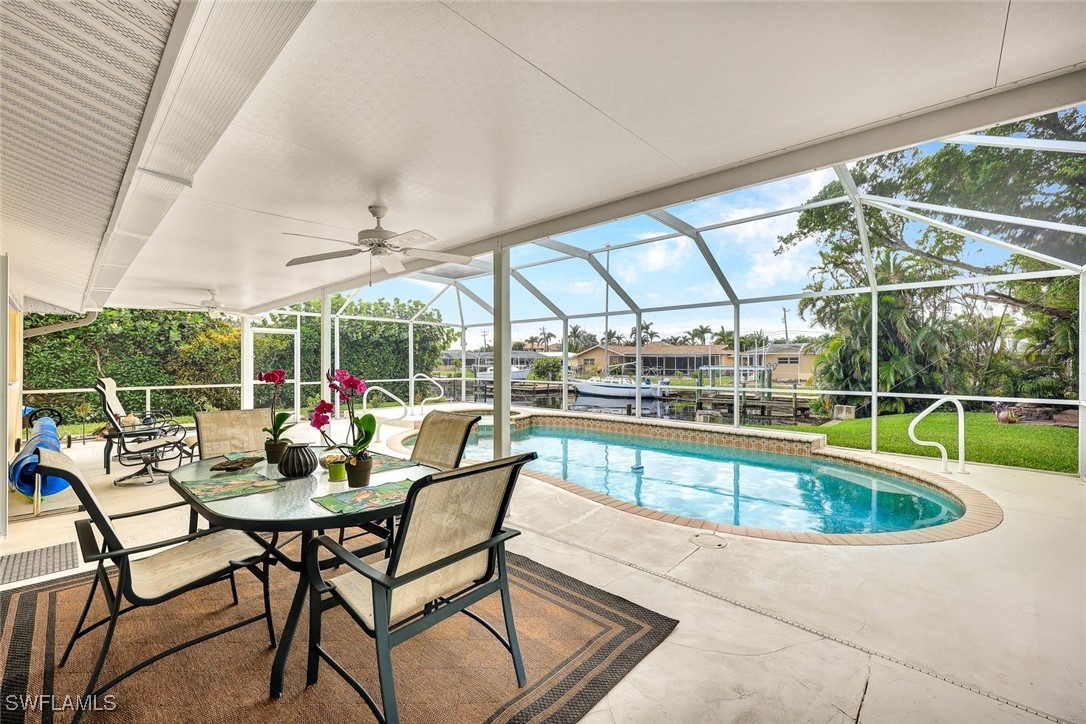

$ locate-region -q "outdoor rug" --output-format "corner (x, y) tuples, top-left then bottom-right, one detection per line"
(0, 543), (78, 585)
(0, 550), (676, 723)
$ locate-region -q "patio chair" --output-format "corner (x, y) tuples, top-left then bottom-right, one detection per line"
(305, 452), (538, 724)
(195, 408), (272, 459)
(338, 410), (482, 549)
(409, 410), (482, 470)
(34, 449), (277, 724)
(95, 377), (189, 485)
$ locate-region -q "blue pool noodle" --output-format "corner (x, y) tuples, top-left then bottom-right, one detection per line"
(8, 417), (70, 497)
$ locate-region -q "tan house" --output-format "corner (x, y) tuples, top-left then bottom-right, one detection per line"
(570, 343), (815, 384)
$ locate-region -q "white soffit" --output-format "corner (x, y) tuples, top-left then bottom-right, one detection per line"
(85, 0), (315, 311)
(0, 0), (179, 312)
(107, 1), (1086, 314)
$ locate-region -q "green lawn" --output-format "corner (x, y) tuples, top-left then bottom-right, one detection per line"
(759, 412), (1077, 474)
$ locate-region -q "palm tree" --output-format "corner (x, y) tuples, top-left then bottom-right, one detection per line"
(712, 326), (734, 348)
(690, 325), (712, 345)
(604, 329), (623, 346)
(525, 335), (540, 351)
(538, 326), (556, 352)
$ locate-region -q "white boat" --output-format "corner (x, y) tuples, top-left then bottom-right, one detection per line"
(476, 365), (530, 381)
(572, 376), (671, 399)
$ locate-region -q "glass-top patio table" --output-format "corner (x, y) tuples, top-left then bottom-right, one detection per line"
(169, 452), (437, 698)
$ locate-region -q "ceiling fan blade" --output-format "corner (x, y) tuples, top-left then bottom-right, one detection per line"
(376, 253), (406, 274)
(286, 248), (363, 267)
(282, 232), (356, 246)
(400, 248), (473, 265)
(386, 229), (435, 248)
(168, 301), (204, 309)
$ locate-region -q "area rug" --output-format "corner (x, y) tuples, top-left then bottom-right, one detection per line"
(0, 543), (78, 585)
(0, 551), (676, 723)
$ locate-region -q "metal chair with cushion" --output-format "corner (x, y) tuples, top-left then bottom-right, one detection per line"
(95, 377), (189, 485)
(305, 452), (537, 724)
(409, 410), (482, 470)
(195, 408), (272, 459)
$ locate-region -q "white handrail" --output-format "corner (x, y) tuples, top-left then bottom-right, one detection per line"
(411, 373), (445, 415)
(907, 397), (967, 473)
(360, 385), (409, 442)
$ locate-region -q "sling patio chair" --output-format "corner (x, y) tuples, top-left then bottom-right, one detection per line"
(95, 377), (191, 485)
(195, 408), (272, 459)
(409, 410), (482, 470)
(305, 452), (538, 724)
(35, 449), (278, 724)
(337, 410), (482, 550)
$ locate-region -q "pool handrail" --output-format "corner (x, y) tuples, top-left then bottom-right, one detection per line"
(907, 396), (967, 473)
(411, 373), (445, 416)
(360, 385), (409, 442)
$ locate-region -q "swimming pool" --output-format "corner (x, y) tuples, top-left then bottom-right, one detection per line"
(460, 425), (965, 535)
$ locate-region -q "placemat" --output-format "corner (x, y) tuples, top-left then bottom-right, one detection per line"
(312, 478), (413, 514)
(225, 449), (266, 460)
(182, 471), (283, 503)
(368, 452), (421, 475)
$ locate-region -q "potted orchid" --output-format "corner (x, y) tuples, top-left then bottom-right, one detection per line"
(309, 369), (378, 487)
(258, 368), (294, 463)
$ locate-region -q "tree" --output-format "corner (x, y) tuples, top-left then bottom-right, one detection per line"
(711, 326), (734, 347)
(530, 357), (564, 381)
(777, 107), (1083, 407)
(689, 325), (711, 345)
(630, 321), (659, 346)
(538, 326), (556, 351)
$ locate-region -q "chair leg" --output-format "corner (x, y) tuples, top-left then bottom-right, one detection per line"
(498, 546), (527, 686)
(229, 571), (239, 606)
(262, 560), (277, 648)
(59, 569), (101, 667)
(72, 568), (125, 724)
(373, 595), (399, 724)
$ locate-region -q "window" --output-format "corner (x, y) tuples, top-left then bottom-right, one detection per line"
(777, 357), (800, 365)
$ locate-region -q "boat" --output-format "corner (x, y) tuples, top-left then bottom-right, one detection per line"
(572, 376), (671, 399)
(476, 365), (530, 381)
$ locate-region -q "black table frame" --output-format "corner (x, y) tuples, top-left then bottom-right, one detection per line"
(168, 464), (422, 698)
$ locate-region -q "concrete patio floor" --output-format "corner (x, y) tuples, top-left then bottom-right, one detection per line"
(3, 420), (1083, 723)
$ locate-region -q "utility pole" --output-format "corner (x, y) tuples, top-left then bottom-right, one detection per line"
(782, 307), (790, 343)
(481, 329), (489, 351)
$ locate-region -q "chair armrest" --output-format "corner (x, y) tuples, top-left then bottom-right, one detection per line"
(74, 519), (102, 563)
(109, 500), (188, 520)
(306, 534), (394, 594)
(81, 527), (223, 562)
(387, 528), (521, 588)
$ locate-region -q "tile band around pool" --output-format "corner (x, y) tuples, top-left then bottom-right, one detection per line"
(389, 409), (1003, 545)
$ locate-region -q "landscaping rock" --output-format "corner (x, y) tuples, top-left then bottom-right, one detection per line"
(1053, 409), (1079, 428)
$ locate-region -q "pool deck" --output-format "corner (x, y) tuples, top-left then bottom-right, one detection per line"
(4, 412), (1084, 723)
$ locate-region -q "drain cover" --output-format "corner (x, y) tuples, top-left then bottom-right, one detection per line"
(690, 533), (727, 549)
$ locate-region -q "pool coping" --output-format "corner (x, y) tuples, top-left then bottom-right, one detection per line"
(387, 408), (1003, 545)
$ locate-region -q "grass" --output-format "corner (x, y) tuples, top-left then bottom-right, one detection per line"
(758, 411), (1077, 474)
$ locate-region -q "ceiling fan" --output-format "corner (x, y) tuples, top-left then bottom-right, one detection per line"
(284, 203), (472, 274)
(168, 289), (244, 320)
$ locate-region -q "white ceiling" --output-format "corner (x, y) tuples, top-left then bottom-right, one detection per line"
(6, 1), (1084, 314)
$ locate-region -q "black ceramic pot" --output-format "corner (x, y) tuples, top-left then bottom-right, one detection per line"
(278, 443), (318, 478)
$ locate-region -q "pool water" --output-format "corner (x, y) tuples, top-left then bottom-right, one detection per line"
(461, 426), (964, 534)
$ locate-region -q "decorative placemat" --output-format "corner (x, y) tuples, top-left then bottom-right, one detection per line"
(368, 452), (420, 475)
(312, 478), (413, 514)
(181, 472), (282, 503)
(225, 450), (266, 460)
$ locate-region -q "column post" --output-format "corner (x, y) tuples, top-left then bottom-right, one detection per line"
(240, 316), (254, 409)
(493, 245), (512, 458)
